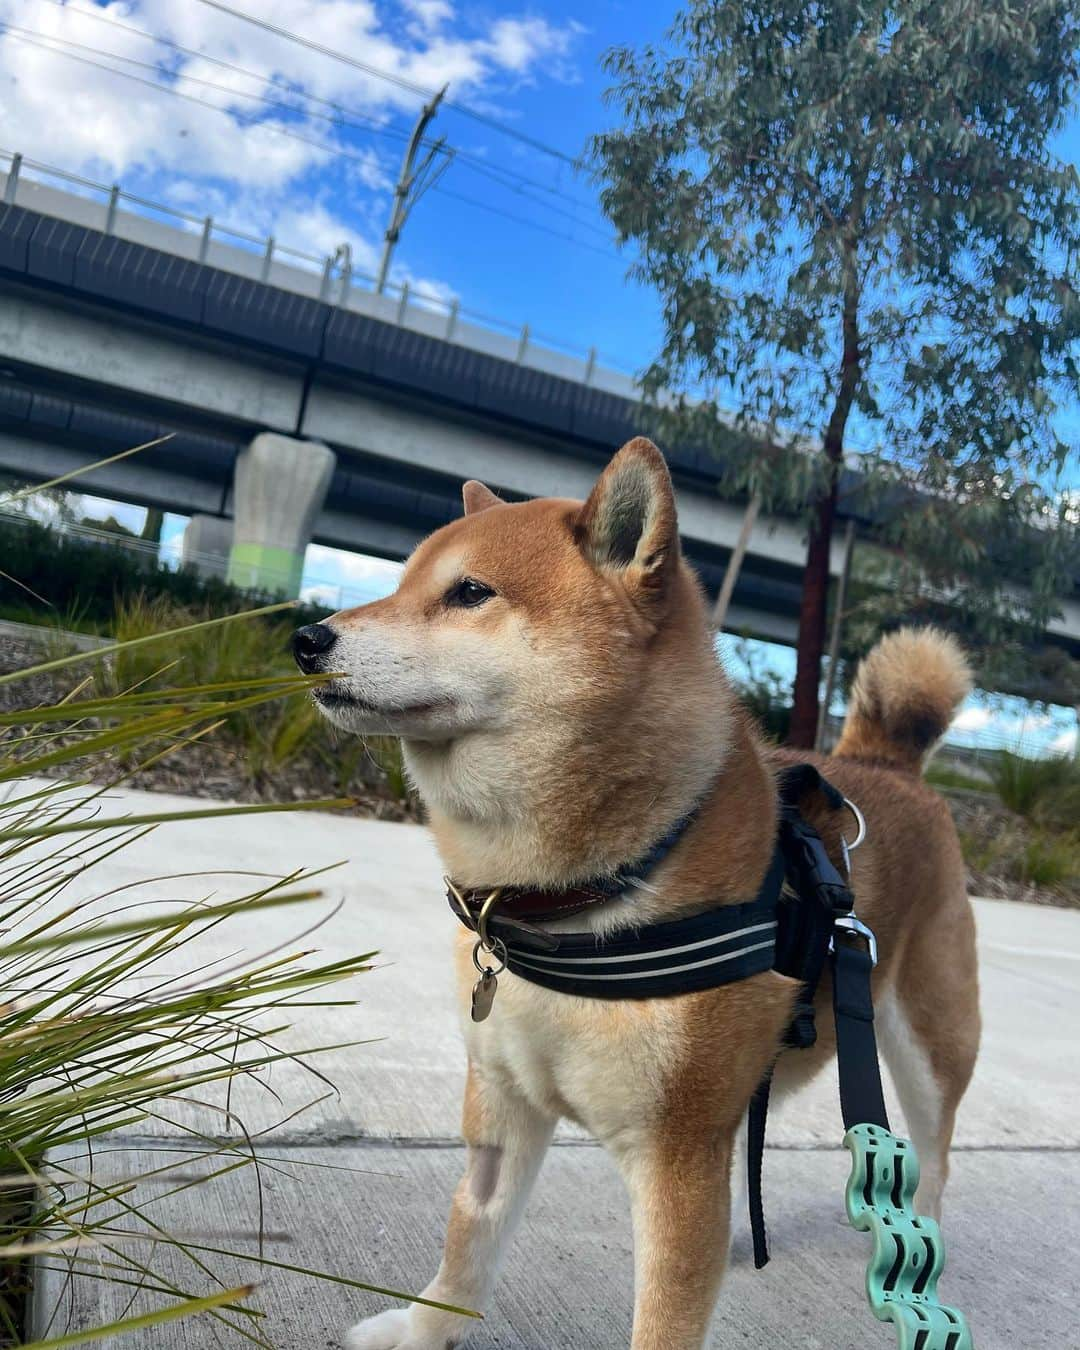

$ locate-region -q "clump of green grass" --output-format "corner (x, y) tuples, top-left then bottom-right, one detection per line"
(95, 594), (414, 808)
(988, 750), (1076, 820)
(102, 594), (323, 789)
(1014, 833), (1080, 891)
(0, 607), (457, 1346)
(924, 763), (993, 794)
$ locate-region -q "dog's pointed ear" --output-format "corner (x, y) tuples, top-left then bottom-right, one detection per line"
(577, 438), (679, 608)
(462, 480), (501, 515)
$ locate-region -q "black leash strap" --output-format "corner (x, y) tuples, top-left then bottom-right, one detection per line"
(747, 929), (887, 1269)
(746, 768), (884, 1269)
(746, 1074), (772, 1269)
(831, 939), (890, 1132)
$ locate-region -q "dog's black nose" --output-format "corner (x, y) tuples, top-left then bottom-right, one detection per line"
(292, 623), (338, 672)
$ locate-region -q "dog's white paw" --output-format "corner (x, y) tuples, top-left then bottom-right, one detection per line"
(344, 1309), (413, 1350)
(345, 1307), (459, 1350)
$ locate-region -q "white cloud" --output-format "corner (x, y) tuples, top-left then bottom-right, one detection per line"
(951, 705), (993, 733)
(303, 543), (403, 607)
(0, 0), (582, 290)
(483, 17), (581, 78)
(402, 0), (454, 36)
(1050, 726), (1078, 756)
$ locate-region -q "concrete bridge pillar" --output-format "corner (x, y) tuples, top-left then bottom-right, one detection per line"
(181, 514), (232, 580)
(227, 433), (336, 597)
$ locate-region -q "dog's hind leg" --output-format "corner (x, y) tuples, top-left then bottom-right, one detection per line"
(876, 893), (980, 1221)
(347, 1060), (556, 1350)
(613, 1128), (735, 1350)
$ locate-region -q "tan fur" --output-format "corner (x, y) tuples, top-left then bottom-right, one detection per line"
(310, 440), (980, 1350)
(461, 480), (502, 515)
(833, 626), (973, 772)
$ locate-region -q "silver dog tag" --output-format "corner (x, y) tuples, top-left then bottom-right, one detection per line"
(471, 970), (498, 1022)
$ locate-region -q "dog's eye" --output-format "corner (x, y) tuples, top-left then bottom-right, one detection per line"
(447, 578), (495, 608)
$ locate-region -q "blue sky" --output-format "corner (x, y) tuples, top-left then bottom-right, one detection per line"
(0, 0), (665, 366)
(1, 0), (1077, 754)
(4, 2), (1080, 387)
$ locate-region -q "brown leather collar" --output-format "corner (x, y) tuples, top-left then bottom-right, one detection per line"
(446, 877), (632, 952)
(447, 880), (620, 925)
(446, 796), (708, 949)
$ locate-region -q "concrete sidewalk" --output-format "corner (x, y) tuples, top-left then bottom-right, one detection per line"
(29, 785), (1080, 1348)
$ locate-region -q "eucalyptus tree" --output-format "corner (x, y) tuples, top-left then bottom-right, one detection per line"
(595, 0), (1080, 744)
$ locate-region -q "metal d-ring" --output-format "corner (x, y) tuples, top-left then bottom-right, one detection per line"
(472, 936), (507, 977)
(475, 887), (503, 951)
(445, 879), (505, 945)
(842, 797), (867, 852)
(839, 796), (866, 880)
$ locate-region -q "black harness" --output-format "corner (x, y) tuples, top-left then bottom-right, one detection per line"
(490, 850), (784, 999)
(448, 763), (889, 1269)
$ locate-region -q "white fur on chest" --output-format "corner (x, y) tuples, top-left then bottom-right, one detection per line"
(456, 943), (685, 1142)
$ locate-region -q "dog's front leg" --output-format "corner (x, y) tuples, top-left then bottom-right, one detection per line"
(615, 1131), (734, 1350)
(346, 1060), (556, 1350)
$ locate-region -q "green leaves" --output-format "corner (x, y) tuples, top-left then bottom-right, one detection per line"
(594, 0), (1080, 688)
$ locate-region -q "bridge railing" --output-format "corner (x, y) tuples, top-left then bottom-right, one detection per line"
(0, 148), (639, 398)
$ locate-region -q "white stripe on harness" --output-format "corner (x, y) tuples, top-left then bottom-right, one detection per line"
(510, 936), (777, 982)
(512, 919), (777, 967)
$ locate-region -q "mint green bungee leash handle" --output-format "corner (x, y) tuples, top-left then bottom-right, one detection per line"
(844, 1124), (973, 1349)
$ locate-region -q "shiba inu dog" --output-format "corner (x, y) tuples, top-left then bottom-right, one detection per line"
(293, 437), (980, 1350)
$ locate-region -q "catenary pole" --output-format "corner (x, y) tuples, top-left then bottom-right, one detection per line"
(375, 85), (449, 294)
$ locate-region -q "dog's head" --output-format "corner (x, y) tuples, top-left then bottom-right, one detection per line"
(293, 437), (726, 834)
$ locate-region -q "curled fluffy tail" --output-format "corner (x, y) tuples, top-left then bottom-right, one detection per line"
(833, 628), (972, 774)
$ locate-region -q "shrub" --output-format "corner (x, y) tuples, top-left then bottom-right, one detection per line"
(955, 825), (1008, 877)
(0, 609), (438, 1344)
(924, 763), (993, 794)
(102, 594), (324, 788)
(724, 637), (793, 743)
(0, 515), (328, 631)
(988, 750), (1077, 820)
(1015, 833), (1080, 891)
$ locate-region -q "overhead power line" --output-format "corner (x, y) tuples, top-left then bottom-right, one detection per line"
(430, 186), (617, 257)
(7, 19), (608, 239)
(29, 0), (600, 217)
(0, 27), (622, 262)
(190, 0), (584, 169)
(31, 0), (408, 143)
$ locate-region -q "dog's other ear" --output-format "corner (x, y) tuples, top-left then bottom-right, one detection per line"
(462, 480), (501, 515)
(577, 438), (679, 608)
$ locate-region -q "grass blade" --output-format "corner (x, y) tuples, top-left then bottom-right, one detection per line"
(20, 1284), (257, 1348)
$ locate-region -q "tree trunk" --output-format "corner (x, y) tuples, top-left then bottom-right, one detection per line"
(789, 470), (840, 747)
(711, 494), (761, 632)
(815, 518), (856, 750)
(788, 233), (861, 748)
